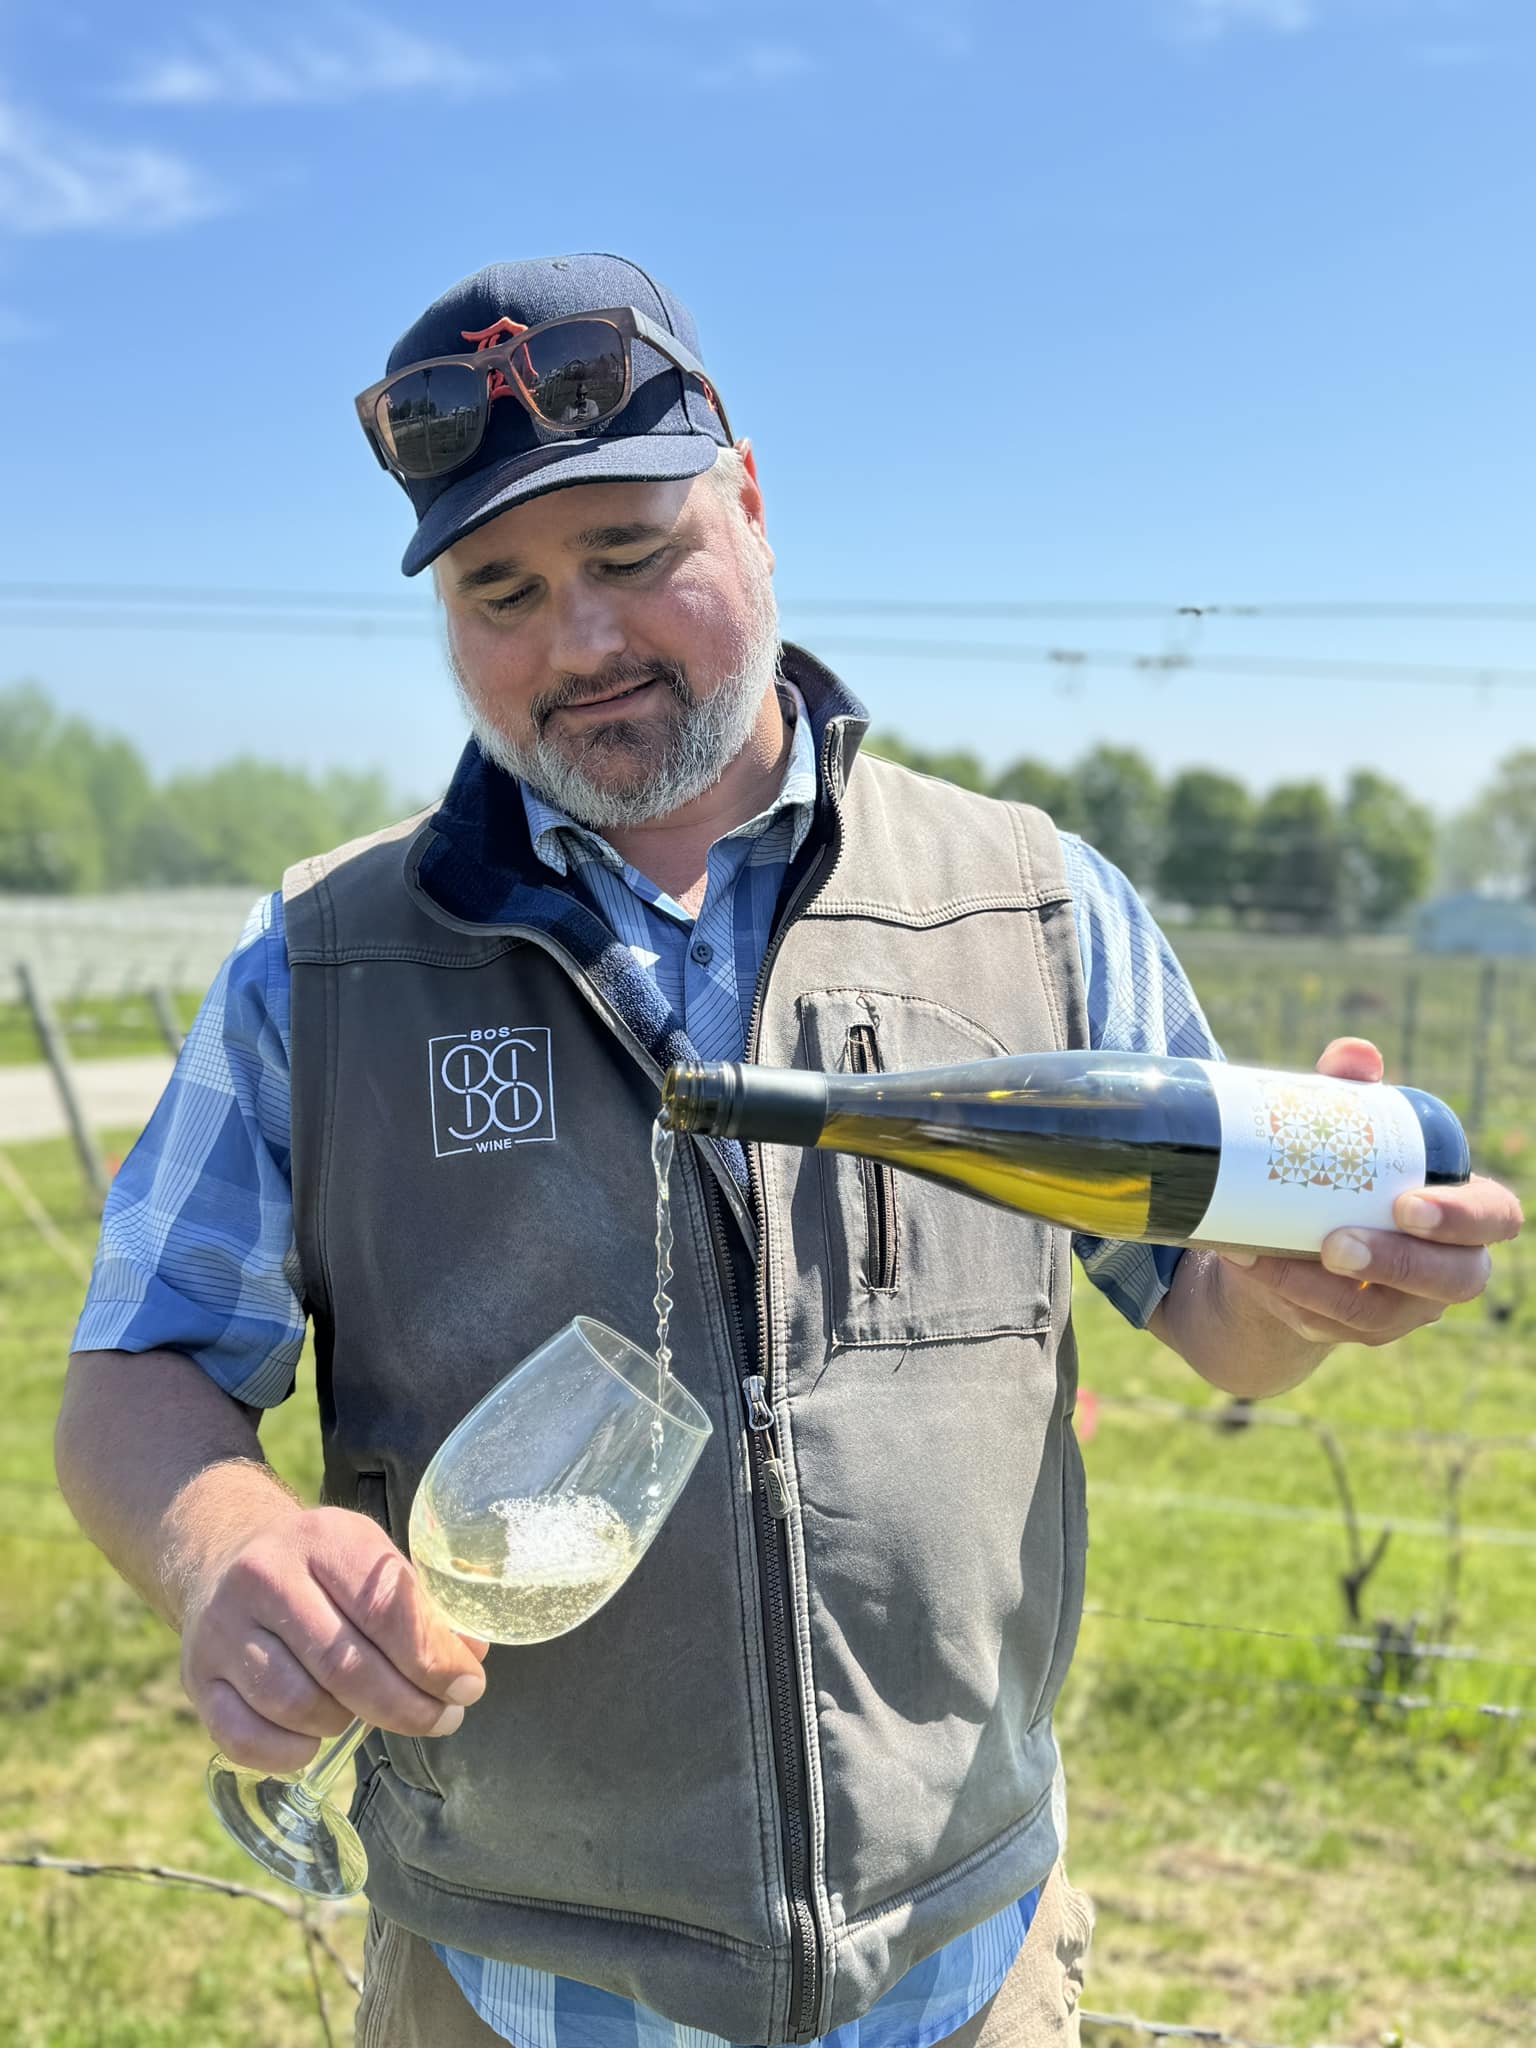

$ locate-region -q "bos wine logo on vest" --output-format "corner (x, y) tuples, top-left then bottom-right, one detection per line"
(429, 1027), (556, 1157)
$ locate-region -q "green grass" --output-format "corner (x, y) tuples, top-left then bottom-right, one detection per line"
(0, 1132), (359, 2047)
(0, 995), (202, 1066)
(1062, 1277), (1536, 2048)
(1057, 998), (1536, 2048)
(2, 1051), (1533, 2045)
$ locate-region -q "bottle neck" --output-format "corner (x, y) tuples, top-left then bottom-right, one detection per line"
(663, 1063), (830, 1144)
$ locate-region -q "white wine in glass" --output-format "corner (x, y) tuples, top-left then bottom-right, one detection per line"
(205, 1317), (712, 1898)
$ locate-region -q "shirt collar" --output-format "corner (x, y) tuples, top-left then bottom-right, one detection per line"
(522, 678), (819, 881)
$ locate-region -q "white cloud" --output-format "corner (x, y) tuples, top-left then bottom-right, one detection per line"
(1409, 40), (1493, 66)
(115, 6), (558, 108)
(650, 0), (974, 56)
(0, 95), (225, 234)
(693, 42), (815, 86)
(871, 2), (976, 60)
(1179, 0), (1315, 37)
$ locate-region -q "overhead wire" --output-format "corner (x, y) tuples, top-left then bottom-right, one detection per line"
(4, 580), (1536, 623)
(6, 604), (1536, 691)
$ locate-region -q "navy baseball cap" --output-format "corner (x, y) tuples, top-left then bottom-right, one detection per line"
(371, 252), (732, 577)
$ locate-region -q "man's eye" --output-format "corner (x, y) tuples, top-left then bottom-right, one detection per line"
(603, 548), (669, 579)
(485, 587), (535, 615)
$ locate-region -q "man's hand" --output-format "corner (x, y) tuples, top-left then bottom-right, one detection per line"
(1219, 1036), (1524, 1350)
(181, 1504), (489, 1774)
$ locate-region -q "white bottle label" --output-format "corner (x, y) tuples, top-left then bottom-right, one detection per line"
(1191, 1063), (1427, 1255)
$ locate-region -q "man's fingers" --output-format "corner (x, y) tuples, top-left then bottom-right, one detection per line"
(1236, 1255), (1439, 1344)
(1319, 1229), (1494, 1305)
(311, 1540), (486, 1705)
(199, 1675), (326, 1775)
(1394, 1175), (1525, 1248)
(212, 1624), (357, 1740)
(1314, 1036), (1384, 1084)
(218, 1549), (475, 1737)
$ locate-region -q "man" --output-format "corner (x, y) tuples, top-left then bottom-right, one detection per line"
(57, 254), (1521, 2048)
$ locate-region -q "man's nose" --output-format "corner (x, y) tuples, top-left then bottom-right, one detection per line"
(543, 582), (628, 677)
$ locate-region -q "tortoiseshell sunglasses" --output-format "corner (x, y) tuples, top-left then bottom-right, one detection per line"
(355, 306), (733, 483)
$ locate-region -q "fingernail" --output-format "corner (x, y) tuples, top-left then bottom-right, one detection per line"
(1300, 1322), (1335, 1344)
(1221, 1250), (1258, 1269)
(1322, 1232), (1371, 1275)
(1398, 1196), (1442, 1234)
(427, 1703), (465, 1737)
(445, 1674), (485, 1706)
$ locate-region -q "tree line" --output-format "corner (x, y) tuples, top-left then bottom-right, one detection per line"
(1, 684), (401, 895)
(866, 733), (1535, 932)
(3, 680), (1531, 929)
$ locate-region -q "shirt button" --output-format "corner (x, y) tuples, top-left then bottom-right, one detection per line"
(690, 939), (714, 966)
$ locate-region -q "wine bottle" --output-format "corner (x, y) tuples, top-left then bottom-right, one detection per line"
(661, 1052), (1470, 1255)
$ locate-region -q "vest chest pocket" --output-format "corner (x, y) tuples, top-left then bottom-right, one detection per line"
(795, 990), (1056, 1349)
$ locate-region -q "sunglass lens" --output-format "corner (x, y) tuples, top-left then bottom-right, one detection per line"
(376, 364), (486, 478)
(517, 320), (627, 428)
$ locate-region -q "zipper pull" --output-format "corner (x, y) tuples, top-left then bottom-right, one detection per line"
(742, 1375), (774, 1432)
(742, 1377), (793, 1518)
(762, 1456), (793, 1519)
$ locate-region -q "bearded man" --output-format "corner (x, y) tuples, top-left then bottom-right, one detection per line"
(58, 253), (1521, 2048)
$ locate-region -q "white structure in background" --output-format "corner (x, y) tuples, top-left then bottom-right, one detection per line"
(0, 888), (255, 1003)
(1414, 889), (1536, 957)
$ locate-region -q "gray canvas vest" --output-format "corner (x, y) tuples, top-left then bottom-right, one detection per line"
(283, 653), (1090, 2045)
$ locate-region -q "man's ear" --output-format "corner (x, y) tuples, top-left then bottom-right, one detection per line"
(733, 439), (773, 571)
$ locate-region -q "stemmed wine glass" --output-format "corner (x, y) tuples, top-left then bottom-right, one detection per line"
(205, 1317), (711, 1898)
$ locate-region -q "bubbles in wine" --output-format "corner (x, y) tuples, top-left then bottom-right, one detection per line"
(413, 1492), (637, 1645)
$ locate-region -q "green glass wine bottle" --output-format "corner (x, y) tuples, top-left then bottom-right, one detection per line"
(661, 1052), (1469, 1255)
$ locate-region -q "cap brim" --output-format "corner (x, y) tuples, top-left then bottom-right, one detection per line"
(401, 432), (721, 577)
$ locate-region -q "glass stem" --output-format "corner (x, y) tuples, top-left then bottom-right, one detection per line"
(292, 1716), (370, 1809)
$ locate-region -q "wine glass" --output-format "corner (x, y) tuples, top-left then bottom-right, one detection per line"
(205, 1317), (711, 1898)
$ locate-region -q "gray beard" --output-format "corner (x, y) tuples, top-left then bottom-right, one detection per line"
(449, 577), (783, 831)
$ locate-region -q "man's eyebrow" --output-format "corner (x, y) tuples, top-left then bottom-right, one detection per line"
(566, 522), (673, 553)
(454, 558), (524, 593)
(453, 524), (674, 594)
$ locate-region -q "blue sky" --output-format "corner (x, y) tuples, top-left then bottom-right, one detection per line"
(1, 0), (1532, 811)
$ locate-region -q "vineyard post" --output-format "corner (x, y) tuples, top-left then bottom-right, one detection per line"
(150, 985), (186, 1057)
(1468, 960), (1498, 1144)
(15, 960), (109, 1209)
(1398, 970), (1419, 1082)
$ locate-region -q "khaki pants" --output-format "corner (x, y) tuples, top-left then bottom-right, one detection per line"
(355, 1864), (1094, 2048)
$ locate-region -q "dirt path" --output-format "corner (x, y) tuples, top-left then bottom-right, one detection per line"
(0, 1056), (174, 1145)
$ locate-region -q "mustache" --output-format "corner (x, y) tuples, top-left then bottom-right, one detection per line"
(531, 661), (691, 732)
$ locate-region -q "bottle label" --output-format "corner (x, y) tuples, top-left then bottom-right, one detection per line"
(1191, 1064), (1427, 1254)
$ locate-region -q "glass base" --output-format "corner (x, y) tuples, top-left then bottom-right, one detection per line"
(206, 1753), (369, 1898)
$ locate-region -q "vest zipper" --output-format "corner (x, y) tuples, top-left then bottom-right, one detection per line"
(724, 724), (852, 2042)
(699, 1174), (819, 2041)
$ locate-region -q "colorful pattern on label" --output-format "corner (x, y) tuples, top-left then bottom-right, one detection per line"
(1191, 1064), (1426, 1254)
(1264, 1083), (1379, 1192)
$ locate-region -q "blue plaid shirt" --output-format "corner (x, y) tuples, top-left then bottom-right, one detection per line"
(76, 696), (1220, 2048)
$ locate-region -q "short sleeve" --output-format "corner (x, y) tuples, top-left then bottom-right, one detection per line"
(1061, 834), (1224, 1327)
(71, 893), (305, 1407)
